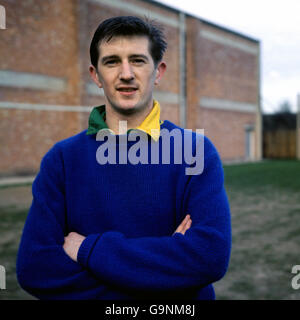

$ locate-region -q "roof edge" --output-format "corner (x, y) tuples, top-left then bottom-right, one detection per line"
(146, 0), (260, 43)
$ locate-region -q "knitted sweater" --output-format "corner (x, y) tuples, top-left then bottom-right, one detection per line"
(16, 120), (231, 300)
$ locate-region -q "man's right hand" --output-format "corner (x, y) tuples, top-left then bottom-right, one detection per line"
(173, 214), (192, 235)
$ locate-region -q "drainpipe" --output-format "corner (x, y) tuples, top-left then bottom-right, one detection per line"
(179, 12), (186, 129)
(297, 93), (300, 160)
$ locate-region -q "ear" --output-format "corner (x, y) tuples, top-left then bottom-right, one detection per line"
(89, 65), (103, 88)
(154, 61), (167, 85)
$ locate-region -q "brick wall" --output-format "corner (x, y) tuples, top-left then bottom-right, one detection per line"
(0, 0), (81, 175)
(186, 17), (260, 161)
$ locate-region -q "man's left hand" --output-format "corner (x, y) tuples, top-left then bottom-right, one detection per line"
(63, 232), (86, 262)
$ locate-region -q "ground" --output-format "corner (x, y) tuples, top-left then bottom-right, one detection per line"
(214, 160), (300, 299)
(0, 160), (300, 300)
(0, 185), (34, 299)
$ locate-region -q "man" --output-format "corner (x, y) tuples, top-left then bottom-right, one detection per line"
(17, 16), (231, 300)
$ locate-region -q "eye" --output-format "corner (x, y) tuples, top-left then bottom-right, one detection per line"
(104, 59), (119, 66)
(131, 59), (146, 65)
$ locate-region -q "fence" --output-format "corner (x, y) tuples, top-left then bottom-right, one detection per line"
(263, 129), (296, 159)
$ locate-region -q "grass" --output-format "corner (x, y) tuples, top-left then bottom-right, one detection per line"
(0, 207), (35, 300)
(223, 159), (300, 193)
(0, 160), (300, 299)
(213, 160), (300, 299)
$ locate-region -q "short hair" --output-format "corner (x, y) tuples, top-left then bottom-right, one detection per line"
(90, 16), (167, 68)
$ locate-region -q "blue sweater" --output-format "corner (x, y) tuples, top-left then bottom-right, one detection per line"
(16, 120), (231, 300)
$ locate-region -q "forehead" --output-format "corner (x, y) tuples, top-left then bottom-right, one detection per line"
(98, 35), (151, 58)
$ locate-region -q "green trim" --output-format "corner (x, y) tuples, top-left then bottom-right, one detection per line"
(86, 105), (108, 135)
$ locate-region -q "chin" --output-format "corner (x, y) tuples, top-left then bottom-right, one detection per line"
(112, 102), (139, 115)
(112, 100), (147, 115)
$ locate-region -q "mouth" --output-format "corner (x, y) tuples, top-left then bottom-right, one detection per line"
(116, 86), (138, 96)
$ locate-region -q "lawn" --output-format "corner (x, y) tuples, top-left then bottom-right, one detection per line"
(0, 160), (300, 300)
(214, 160), (300, 299)
(0, 207), (34, 300)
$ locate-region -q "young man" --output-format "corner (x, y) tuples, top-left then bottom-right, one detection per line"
(17, 16), (231, 300)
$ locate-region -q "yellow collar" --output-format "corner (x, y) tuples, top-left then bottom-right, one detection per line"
(135, 100), (162, 142)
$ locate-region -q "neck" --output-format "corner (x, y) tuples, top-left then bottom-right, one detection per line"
(105, 100), (154, 134)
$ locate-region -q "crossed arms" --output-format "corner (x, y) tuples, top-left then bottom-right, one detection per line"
(63, 215), (192, 262)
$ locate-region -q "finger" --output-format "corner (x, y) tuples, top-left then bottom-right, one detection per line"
(181, 217), (192, 235)
(184, 219), (192, 233)
(181, 214), (190, 227)
(174, 225), (183, 234)
(182, 215), (191, 227)
(173, 215), (191, 235)
(182, 222), (191, 234)
(184, 214), (191, 221)
(176, 215), (189, 232)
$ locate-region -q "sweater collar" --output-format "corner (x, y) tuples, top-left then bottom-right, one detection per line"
(86, 100), (163, 142)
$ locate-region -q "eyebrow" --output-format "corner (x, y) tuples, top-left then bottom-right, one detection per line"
(101, 54), (150, 64)
(101, 55), (119, 64)
(129, 54), (149, 61)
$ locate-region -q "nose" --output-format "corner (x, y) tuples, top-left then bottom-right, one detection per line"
(119, 61), (134, 81)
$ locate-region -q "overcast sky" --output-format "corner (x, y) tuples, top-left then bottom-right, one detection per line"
(155, 0), (300, 113)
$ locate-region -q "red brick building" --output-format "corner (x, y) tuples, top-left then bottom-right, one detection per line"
(0, 0), (262, 177)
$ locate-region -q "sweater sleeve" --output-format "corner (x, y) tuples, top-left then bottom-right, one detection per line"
(16, 144), (106, 300)
(77, 141), (232, 292)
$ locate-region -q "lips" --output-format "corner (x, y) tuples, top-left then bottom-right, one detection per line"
(116, 86), (138, 96)
(117, 86), (138, 92)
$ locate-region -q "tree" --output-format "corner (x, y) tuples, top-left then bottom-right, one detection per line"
(277, 100), (293, 114)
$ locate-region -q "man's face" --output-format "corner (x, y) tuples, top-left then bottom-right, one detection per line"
(90, 36), (166, 115)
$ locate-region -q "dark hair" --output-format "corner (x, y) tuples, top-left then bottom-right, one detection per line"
(90, 16), (167, 68)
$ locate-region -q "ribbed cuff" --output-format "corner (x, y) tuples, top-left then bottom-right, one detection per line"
(77, 233), (101, 267)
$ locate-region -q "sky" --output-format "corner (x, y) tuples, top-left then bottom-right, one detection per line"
(155, 0), (300, 114)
